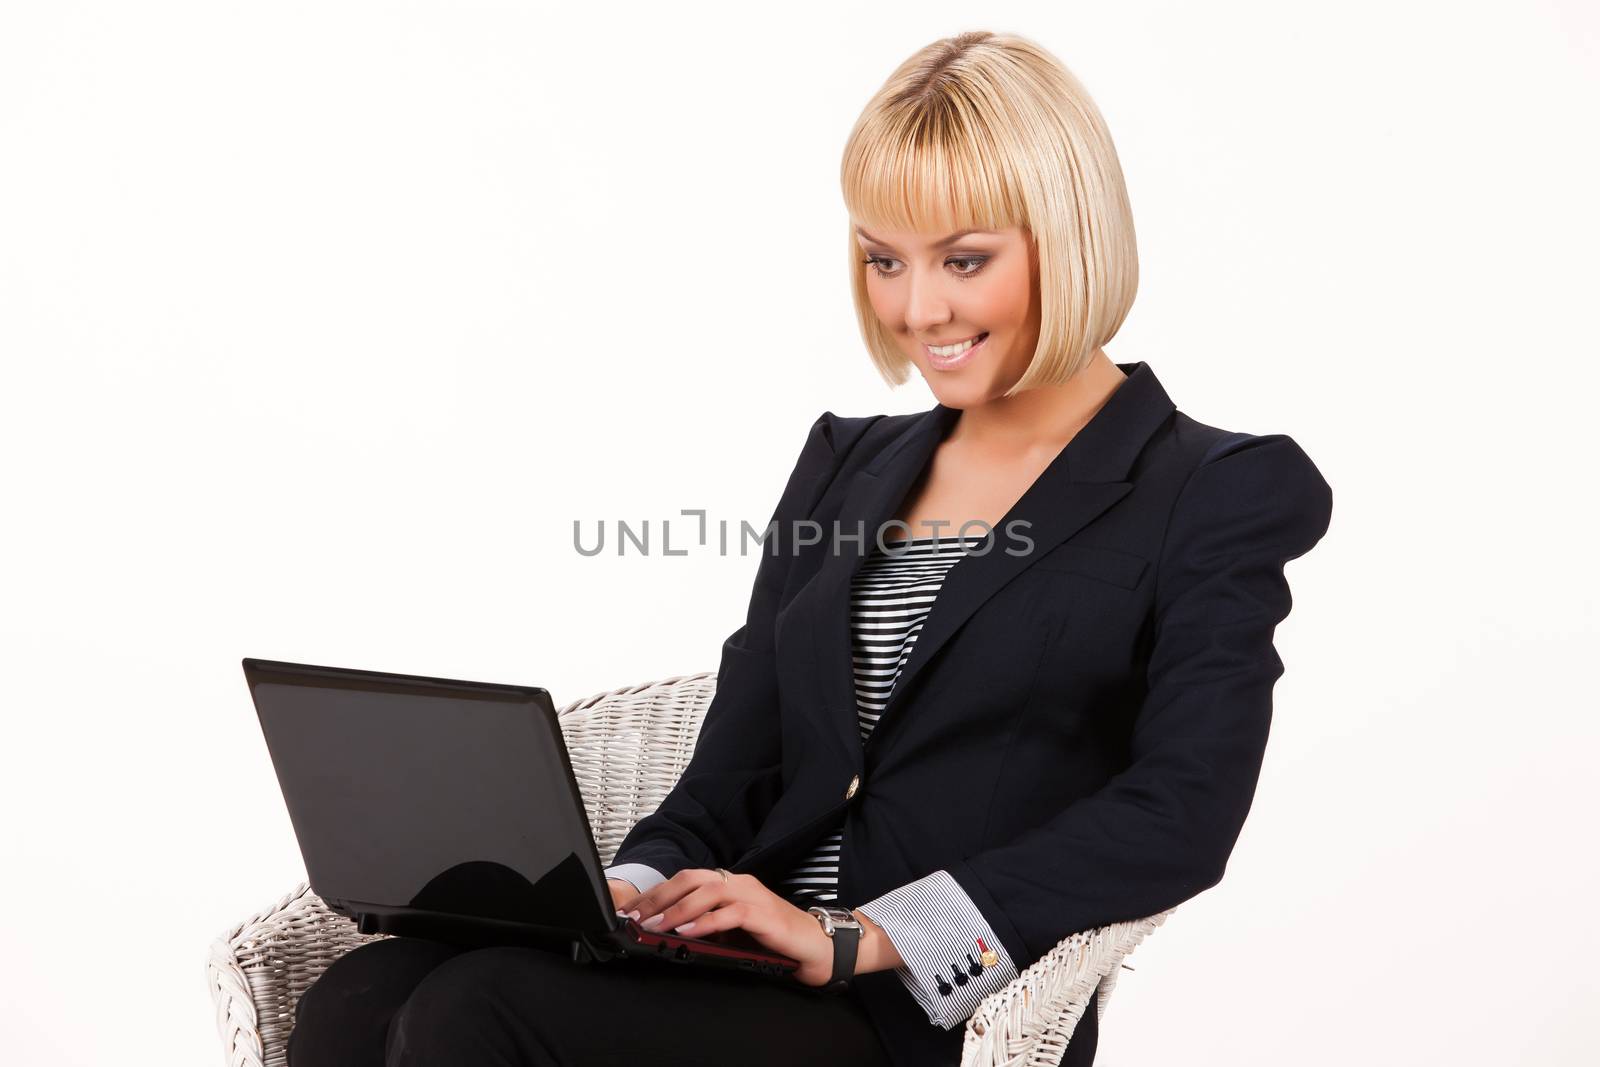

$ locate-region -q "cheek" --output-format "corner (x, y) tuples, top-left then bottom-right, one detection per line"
(983, 270), (1032, 329)
(867, 284), (902, 330)
(970, 282), (1026, 344)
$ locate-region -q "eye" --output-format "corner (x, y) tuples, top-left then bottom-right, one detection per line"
(862, 255), (900, 279)
(861, 255), (991, 281)
(947, 256), (989, 279)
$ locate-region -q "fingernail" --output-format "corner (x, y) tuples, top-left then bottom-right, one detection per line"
(674, 922), (697, 934)
(626, 910), (641, 921)
(641, 914), (663, 929)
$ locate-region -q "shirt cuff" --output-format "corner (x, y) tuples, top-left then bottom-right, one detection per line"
(602, 862), (668, 896)
(856, 868), (1020, 1030)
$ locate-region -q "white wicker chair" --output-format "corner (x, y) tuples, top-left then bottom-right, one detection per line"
(208, 672), (1172, 1067)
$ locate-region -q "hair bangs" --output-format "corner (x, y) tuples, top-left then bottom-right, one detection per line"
(841, 100), (1026, 240)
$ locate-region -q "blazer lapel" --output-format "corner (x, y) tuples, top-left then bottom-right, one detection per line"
(807, 361), (1177, 762)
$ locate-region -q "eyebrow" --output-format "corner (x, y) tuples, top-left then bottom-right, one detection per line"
(854, 226), (996, 250)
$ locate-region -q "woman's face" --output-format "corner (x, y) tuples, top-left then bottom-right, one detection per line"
(854, 222), (1041, 409)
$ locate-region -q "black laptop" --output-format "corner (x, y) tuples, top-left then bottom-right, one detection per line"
(242, 657), (799, 981)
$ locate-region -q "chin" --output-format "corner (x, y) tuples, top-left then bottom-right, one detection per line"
(917, 367), (996, 410)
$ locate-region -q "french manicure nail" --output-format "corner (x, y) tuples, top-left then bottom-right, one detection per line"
(626, 910), (641, 921)
(675, 922), (697, 934)
(641, 914), (663, 929)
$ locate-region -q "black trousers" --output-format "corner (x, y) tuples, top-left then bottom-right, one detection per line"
(286, 935), (893, 1067)
(285, 934), (1100, 1067)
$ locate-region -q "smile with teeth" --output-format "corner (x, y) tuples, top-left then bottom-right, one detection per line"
(924, 332), (988, 357)
(921, 331), (990, 371)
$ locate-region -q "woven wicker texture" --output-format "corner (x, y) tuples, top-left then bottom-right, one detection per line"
(207, 671), (1169, 1067)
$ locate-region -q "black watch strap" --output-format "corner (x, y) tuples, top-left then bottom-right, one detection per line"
(809, 907), (862, 994)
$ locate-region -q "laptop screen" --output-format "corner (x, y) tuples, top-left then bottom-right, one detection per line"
(245, 659), (611, 936)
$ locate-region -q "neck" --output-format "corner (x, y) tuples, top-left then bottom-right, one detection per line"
(947, 349), (1128, 454)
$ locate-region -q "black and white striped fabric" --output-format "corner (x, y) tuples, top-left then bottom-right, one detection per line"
(776, 533), (985, 905)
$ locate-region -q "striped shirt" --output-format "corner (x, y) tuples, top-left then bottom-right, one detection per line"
(776, 533), (984, 905)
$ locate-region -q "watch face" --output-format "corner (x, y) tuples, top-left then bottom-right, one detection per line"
(810, 906), (861, 935)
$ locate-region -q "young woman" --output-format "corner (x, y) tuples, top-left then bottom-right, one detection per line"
(286, 30), (1333, 1067)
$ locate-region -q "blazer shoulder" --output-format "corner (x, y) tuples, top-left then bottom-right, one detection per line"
(809, 408), (916, 467)
(1165, 410), (1328, 488)
(1161, 409), (1334, 549)
(773, 409), (899, 522)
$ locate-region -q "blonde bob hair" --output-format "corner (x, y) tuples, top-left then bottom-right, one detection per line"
(841, 31), (1138, 395)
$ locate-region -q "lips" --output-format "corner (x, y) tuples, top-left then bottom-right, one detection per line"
(923, 332), (990, 371)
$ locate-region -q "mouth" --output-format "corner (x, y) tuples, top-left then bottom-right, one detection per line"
(923, 332), (989, 371)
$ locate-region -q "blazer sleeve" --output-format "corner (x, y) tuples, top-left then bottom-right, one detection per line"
(945, 432), (1335, 968)
(606, 411), (846, 881)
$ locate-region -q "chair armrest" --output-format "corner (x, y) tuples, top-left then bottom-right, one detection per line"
(207, 881), (387, 1067)
(959, 909), (1175, 1067)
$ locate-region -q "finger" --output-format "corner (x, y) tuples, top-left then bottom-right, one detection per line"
(654, 871), (765, 925)
(673, 900), (749, 937)
(625, 869), (703, 918)
(629, 868), (722, 924)
(642, 882), (727, 932)
(643, 879), (736, 932)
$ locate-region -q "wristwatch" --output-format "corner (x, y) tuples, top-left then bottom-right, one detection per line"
(806, 905), (863, 994)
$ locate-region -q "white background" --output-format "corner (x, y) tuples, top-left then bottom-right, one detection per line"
(2, 2), (1595, 1064)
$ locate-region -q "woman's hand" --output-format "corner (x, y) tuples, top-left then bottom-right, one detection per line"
(613, 868), (838, 987)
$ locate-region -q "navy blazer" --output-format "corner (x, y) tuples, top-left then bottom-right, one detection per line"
(609, 360), (1334, 1066)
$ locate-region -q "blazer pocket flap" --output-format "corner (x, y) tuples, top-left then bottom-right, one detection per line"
(1033, 542), (1149, 589)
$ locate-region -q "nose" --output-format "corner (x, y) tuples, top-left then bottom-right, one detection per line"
(903, 270), (953, 336)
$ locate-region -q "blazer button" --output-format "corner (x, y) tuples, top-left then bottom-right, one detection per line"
(844, 774), (860, 800)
